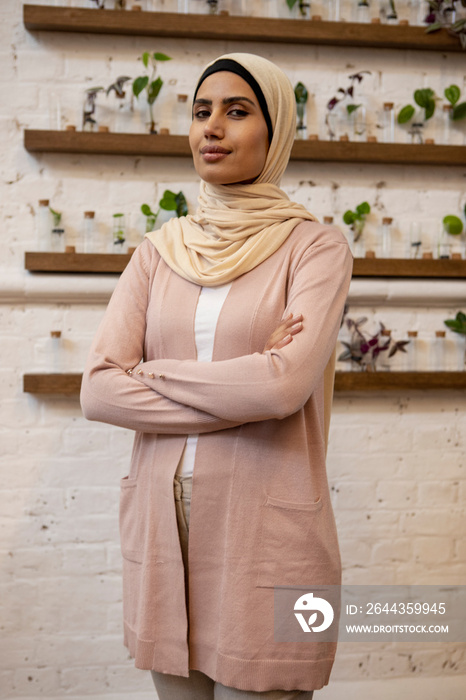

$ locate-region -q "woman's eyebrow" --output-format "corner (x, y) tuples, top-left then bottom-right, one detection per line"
(193, 96), (256, 106)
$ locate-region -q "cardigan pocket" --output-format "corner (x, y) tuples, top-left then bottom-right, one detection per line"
(255, 494), (327, 589)
(119, 476), (144, 564)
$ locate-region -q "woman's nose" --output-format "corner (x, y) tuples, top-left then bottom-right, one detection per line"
(203, 112), (224, 139)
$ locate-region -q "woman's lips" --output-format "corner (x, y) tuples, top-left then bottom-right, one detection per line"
(200, 146), (231, 162)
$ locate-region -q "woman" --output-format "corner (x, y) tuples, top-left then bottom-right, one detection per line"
(81, 53), (353, 699)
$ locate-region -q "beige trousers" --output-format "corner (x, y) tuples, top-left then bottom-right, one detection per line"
(150, 475), (315, 700)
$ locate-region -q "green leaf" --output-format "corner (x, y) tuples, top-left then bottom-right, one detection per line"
(153, 52), (171, 61)
(443, 215), (463, 236)
(425, 21), (442, 33)
(287, 0), (298, 8)
(133, 75), (148, 98)
(141, 204), (153, 216)
(159, 190), (177, 211)
(142, 52), (150, 68)
(452, 101), (466, 121)
(444, 85), (461, 106)
(398, 104), (415, 124)
(356, 201), (370, 216)
(343, 210), (356, 225)
(414, 88), (435, 109)
(424, 97), (436, 121)
(147, 77), (163, 105)
(347, 104), (360, 115)
(294, 82), (308, 105)
(175, 191), (188, 217)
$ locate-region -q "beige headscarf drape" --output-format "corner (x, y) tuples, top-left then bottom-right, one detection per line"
(145, 53), (318, 286)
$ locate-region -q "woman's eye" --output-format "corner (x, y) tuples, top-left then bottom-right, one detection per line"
(229, 109), (249, 117)
(194, 109), (210, 119)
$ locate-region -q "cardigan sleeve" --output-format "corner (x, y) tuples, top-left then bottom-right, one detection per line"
(80, 242), (241, 434)
(130, 238), (353, 422)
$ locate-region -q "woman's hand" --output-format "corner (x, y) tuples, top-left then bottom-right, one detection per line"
(263, 313), (303, 352)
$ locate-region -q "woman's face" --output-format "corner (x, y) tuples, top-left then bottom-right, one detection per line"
(189, 71), (269, 186)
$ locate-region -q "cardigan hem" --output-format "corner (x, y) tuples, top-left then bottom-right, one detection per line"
(125, 622), (334, 692)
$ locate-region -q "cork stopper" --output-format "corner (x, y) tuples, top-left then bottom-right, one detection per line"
(65, 124), (76, 131)
(339, 134), (349, 142)
(159, 127), (170, 135)
(383, 102), (394, 110)
(65, 245), (76, 253)
(308, 134), (319, 141)
(131, 4), (142, 9)
(365, 250), (376, 258)
(443, 104), (453, 112)
(219, 9), (229, 15)
(84, 211), (95, 219)
(50, 331), (62, 339)
(399, 19), (409, 25)
(422, 252), (433, 259)
(407, 331), (418, 338)
(435, 331), (446, 338)
(177, 94), (188, 103)
(39, 199), (50, 206)
(451, 252), (462, 260)
(425, 138), (435, 145)
(381, 329), (391, 336)
(323, 216), (334, 225)
(367, 135), (377, 142)
(371, 17), (381, 23)
(311, 15), (322, 21)
(382, 217), (393, 225)
(98, 125), (109, 133)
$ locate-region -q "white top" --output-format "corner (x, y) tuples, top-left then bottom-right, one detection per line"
(176, 283), (232, 477)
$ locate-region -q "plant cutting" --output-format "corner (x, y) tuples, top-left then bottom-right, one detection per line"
(82, 86), (104, 130)
(397, 88), (437, 143)
(343, 201), (371, 243)
(425, 1), (466, 50)
(107, 75), (132, 99)
(325, 71), (371, 140)
(141, 190), (188, 232)
(444, 84), (466, 121)
(106, 76), (132, 132)
(338, 316), (409, 371)
(294, 82), (308, 139)
(444, 310), (466, 369)
(112, 213), (126, 249)
(286, 0), (311, 18)
(132, 52), (172, 134)
(379, 0), (398, 22)
(438, 206), (465, 257)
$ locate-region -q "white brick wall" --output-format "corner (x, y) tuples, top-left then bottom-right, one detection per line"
(1, 0), (465, 697)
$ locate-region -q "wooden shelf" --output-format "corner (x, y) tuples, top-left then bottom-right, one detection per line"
(352, 257), (466, 279)
(25, 251), (132, 273)
(24, 252), (466, 278)
(24, 130), (466, 167)
(23, 5), (463, 52)
(23, 371), (466, 395)
(334, 371), (466, 391)
(23, 373), (83, 395)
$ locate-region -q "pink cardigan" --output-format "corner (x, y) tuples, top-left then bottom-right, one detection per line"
(80, 221), (353, 692)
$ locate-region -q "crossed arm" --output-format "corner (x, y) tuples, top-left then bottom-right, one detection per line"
(81, 237), (353, 432)
(80, 242), (307, 435)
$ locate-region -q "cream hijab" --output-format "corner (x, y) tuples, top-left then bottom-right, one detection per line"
(145, 53), (318, 286)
